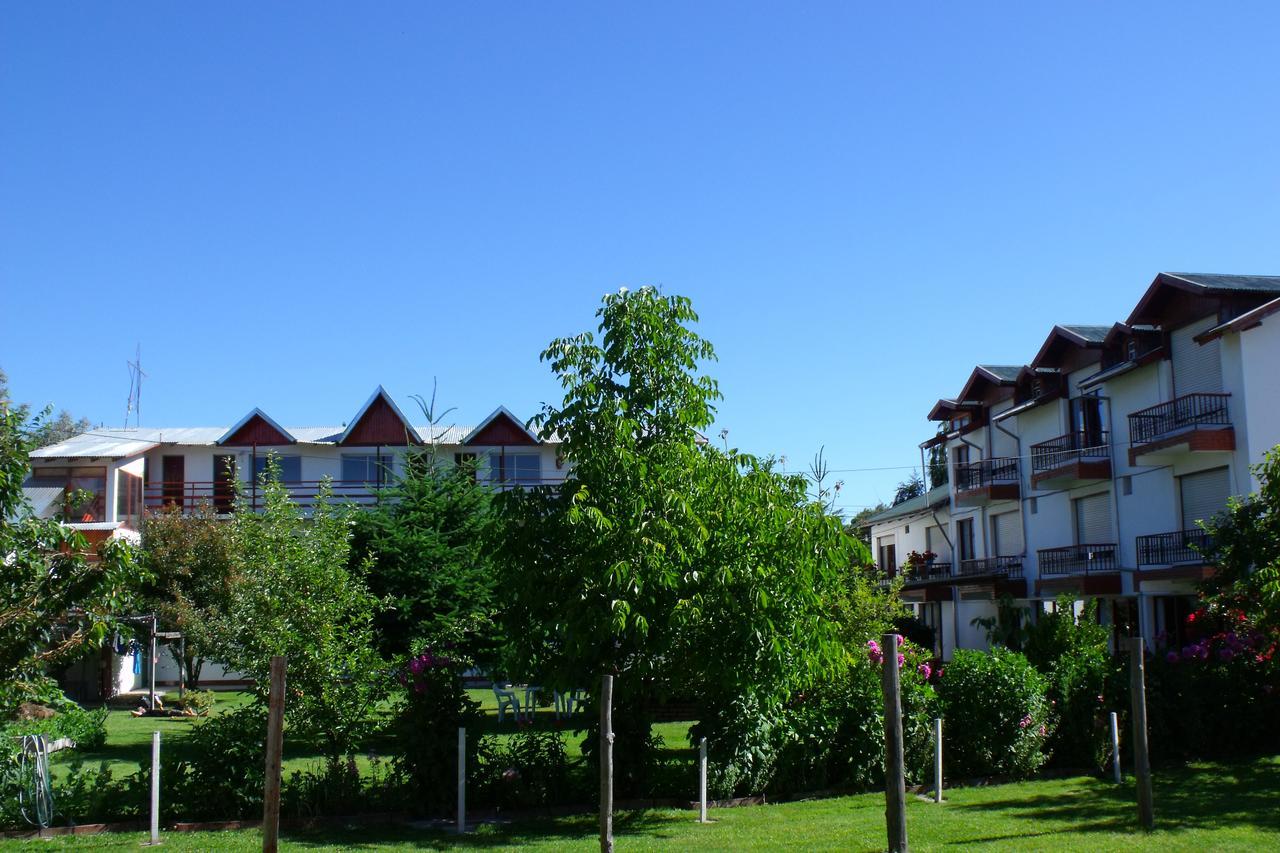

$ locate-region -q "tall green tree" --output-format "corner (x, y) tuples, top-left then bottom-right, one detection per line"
(494, 287), (860, 791)
(217, 457), (385, 761)
(0, 402), (139, 709)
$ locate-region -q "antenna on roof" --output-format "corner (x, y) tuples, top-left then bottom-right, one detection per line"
(124, 344), (146, 428)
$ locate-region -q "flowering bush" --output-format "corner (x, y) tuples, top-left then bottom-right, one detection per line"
(392, 644), (480, 815)
(936, 648), (1051, 778)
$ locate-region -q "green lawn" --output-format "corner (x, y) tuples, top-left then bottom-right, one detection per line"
(9, 756), (1280, 850)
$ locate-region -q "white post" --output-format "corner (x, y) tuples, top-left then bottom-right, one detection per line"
(698, 737), (708, 823)
(456, 727), (466, 833)
(934, 717), (943, 803)
(149, 731), (160, 844)
(1110, 711), (1122, 783)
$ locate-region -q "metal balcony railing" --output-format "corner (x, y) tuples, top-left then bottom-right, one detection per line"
(1136, 528), (1215, 567)
(1038, 544), (1119, 575)
(957, 555), (1023, 578)
(900, 560), (952, 584)
(1128, 393), (1231, 446)
(954, 457), (1019, 491)
(1030, 431), (1110, 473)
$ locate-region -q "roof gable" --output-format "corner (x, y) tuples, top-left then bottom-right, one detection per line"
(1128, 272), (1280, 327)
(463, 406), (540, 446)
(218, 409), (296, 446)
(1030, 324), (1107, 370)
(340, 387), (423, 446)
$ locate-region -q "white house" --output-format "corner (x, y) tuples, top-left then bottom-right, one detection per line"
(26, 386), (564, 699)
(864, 272), (1280, 659)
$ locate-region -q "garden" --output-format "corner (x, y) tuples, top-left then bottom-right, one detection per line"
(2, 288), (1279, 848)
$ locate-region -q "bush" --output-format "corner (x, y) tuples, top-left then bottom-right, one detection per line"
(936, 648), (1051, 778)
(282, 755), (398, 818)
(472, 729), (584, 809)
(391, 647), (480, 815)
(163, 706), (266, 820)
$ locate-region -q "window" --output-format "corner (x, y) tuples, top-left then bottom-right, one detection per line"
(1074, 492), (1113, 545)
(914, 602), (943, 657)
(342, 454), (393, 486)
(486, 452), (541, 485)
(877, 536), (897, 575)
(956, 518), (975, 561)
(952, 445), (970, 467)
(1120, 475), (1133, 496)
(1070, 395), (1105, 445)
(1028, 496), (1038, 514)
(253, 455), (301, 483)
(1179, 466), (1230, 529)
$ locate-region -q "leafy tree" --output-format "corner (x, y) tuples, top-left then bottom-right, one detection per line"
(892, 471), (925, 506)
(139, 504), (237, 688)
(217, 457), (385, 761)
(0, 402), (140, 710)
(494, 287), (859, 793)
(846, 503), (887, 548)
(927, 426), (949, 489)
(351, 396), (498, 661)
(0, 367), (93, 449)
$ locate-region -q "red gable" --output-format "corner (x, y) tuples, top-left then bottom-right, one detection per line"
(465, 411), (538, 446)
(220, 413), (294, 447)
(342, 394), (418, 446)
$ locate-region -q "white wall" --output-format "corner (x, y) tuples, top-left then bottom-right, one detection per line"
(1237, 318), (1280, 487)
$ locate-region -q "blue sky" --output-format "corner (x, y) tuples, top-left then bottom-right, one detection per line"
(3, 3), (1279, 514)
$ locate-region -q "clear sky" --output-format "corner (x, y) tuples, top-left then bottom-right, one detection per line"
(3, 3), (1279, 514)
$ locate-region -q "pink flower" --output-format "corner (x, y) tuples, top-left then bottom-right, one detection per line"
(1019, 714), (1032, 729)
(867, 640), (881, 652)
(917, 663), (932, 680)
(1038, 725), (1047, 737)
(408, 658), (426, 675)
(897, 653), (905, 667)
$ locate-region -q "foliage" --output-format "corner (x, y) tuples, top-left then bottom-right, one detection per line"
(1199, 445), (1280, 643)
(892, 471), (925, 506)
(0, 403), (141, 705)
(846, 503), (887, 547)
(162, 705), (267, 820)
(282, 754), (398, 819)
(351, 394), (498, 661)
(140, 504), (237, 688)
(971, 594), (1031, 651)
(472, 729), (583, 809)
(176, 689), (216, 716)
(391, 644), (481, 815)
(216, 457), (386, 761)
(927, 426), (949, 489)
(0, 368), (92, 449)
(936, 648), (1052, 778)
(1021, 598), (1116, 769)
(3, 704), (109, 751)
(494, 287), (859, 795)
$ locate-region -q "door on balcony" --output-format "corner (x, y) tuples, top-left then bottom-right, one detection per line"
(956, 517), (976, 561)
(991, 511), (1023, 557)
(1179, 466), (1230, 529)
(877, 537), (896, 576)
(1074, 492), (1113, 546)
(213, 454), (236, 513)
(161, 455), (184, 508)
(1172, 316), (1223, 395)
(1070, 396), (1105, 448)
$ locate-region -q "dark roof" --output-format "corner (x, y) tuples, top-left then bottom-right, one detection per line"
(860, 484), (950, 527)
(1030, 324), (1108, 369)
(977, 364), (1023, 382)
(1162, 273), (1280, 294)
(1128, 272), (1280, 325)
(1058, 325), (1112, 343)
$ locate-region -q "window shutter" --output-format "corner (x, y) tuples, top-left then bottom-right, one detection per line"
(1179, 467), (1230, 529)
(1074, 492), (1113, 545)
(992, 511), (1023, 556)
(1172, 316), (1223, 395)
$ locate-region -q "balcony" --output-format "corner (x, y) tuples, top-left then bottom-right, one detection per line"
(957, 555), (1024, 578)
(1136, 528), (1215, 568)
(954, 458), (1020, 506)
(898, 560), (953, 586)
(1127, 393), (1234, 465)
(1038, 544), (1118, 575)
(1030, 431), (1111, 489)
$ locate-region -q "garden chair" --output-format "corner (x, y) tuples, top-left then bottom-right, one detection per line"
(493, 684), (521, 723)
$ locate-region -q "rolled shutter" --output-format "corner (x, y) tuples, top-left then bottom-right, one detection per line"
(1075, 492), (1113, 545)
(1180, 467), (1231, 529)
(1172, 316), (1223, 395)
(992, 511), (1023, 556)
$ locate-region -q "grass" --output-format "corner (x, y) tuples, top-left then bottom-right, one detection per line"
(8, 756), (1280, 850)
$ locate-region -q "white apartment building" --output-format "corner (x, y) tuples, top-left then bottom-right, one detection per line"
(23, 386), (565, 698)
(865, 273), (1280, 659)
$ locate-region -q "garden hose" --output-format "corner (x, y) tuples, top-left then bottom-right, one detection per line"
(16, 734), (54, 828)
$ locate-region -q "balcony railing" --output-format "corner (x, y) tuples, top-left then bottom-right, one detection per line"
(1128, 393), (1231, 446)
(143, 477), (564, 513)
(1038, 544), (1119, 575)
(954, 457), (1019, 491)
(1030, 431), (1110, 473)
(900, 560), (953, 584)
(957, 555), (1024, 578)
(1136, 528), (1215, 567)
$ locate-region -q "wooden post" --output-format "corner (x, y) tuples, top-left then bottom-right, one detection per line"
(149, 731), (160, 844)
(933, 717), (943, 804)
(882, 633), (909, 853)
(1126, 638), (1154, 831)
(698, 737), (708, 823)
(262, 656), (286, 853)
(1110, 711), (1122, 784)
(599, 674), (614, 853)
(456, 727), (466, 833)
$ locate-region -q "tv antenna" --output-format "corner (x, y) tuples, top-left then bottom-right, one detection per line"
(125, 344), (146, 428)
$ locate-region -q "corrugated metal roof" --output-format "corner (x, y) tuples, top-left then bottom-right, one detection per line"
(18, 485), (65, 519)
(1060, 325), (1112, 343)
(977, 364), (1023, 382)
(1164, 273), (1280, 294)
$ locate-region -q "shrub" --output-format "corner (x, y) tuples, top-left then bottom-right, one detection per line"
(472, 729), (583, 809)
(282, 755), (398, 818)
(391, 646), (480, 815)
(163, 706), (266, 820)
(936, 648), (1051, 778)
(175, 689), (216, 716)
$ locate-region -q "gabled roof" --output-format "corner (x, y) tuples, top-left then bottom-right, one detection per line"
(339, 387), (423, 446)
(1127, 272), (1280, 326)
(463, 406), (541, 446)
(1030, 324), (1109, 369)
(1197, 295), (1280, 343)
(217, 408), (296, 446)
(860, 484), (951, 528)
(955, 364), (1022, 405)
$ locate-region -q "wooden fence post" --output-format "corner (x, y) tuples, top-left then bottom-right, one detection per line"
(600, 674), (614, 853)
(262, 656), (286, 853)
(882, 633), (908, 853)
(1126, 638), (1154, 831)
(698, 737), (708, 823)
(1110, 710), (1122, 784)
(456, 727), (466, 833)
